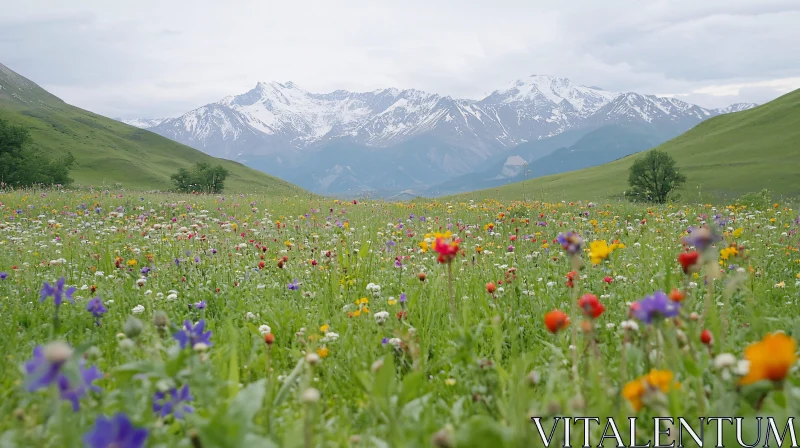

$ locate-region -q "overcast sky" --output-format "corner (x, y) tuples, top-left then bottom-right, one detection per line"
(2, 0), (799, 118)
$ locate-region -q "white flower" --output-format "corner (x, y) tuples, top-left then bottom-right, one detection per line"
(714, 353), (737, 369)
(620, 320), (639, 332)
(246, 312), (256, 320)
(132, 304), (145, 315)
(166, 293), (178, 301)
(144, 289), (152, 296)
(734, 360), (750, 376)
(135, 277), (146, 287)
(388, 338), (402, 349)
(258, 324), (272, 335)
(302, 388), (320, 403)
(374, 311), (390, 324)
(321, 332), (339, 343)
(95, 271), (105, 277)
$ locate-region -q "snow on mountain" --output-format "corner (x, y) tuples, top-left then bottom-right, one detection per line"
(128, 75), (751, 194)
(714, 103), (758, 114)
(118, 118), (168, 128)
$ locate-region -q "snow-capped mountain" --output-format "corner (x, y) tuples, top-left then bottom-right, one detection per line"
(118, 118), (167, 128)
(714, 103), (759, 114)
(120, 75), (755, 195)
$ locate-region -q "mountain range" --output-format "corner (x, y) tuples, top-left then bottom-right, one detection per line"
(120, 75), (757, 196)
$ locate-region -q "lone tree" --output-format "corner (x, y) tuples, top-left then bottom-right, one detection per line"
(626, 150), (686, 203)
(171, 162), (229, 193)
(0, 118), (74, 187)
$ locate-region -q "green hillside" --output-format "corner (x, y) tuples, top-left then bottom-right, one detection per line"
(461, 88), (800, 203)
(0, 63), (304, 194)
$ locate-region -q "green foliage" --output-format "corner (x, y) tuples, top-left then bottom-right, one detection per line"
(737, 189), (772, 209)
(0, 118), (75, 187)
(171, 163), (230, 193)
(625, 150), (686, 203)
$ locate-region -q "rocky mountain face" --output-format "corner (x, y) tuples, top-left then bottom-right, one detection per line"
(120, 75), (756, 196)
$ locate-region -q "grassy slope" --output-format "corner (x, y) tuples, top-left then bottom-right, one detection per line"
(460, 89), (800, 203)
(0, 64), (304, 194)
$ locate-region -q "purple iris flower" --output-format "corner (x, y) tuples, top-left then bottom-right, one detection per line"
(287, 279), (300, 291)
(0, 272), (7, 280)
(86, 297), (108, 322)
(681, 226), (722, 252)
(631, 291), (680, 324)
(58, 361), (103, 411)
(83, 413), (148, 448)
(153, 384), (194, 419)
(24, 345), (68, 392)
(40, 277), (76, 306)
(556, 232), (583, 255)
(193, 301), (206, 310)
(174, 320), (213, 349)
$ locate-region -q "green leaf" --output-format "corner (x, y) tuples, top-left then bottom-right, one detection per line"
(455, 416), (511, 448)
(229, 379), (267, 424)
(399, 370), (425, 406)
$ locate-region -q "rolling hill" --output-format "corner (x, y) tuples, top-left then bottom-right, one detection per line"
(459, 88), (800, 203)
(0, 63), (304, 194)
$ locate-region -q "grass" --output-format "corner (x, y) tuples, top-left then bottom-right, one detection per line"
(1, 190), (799, 446)
(0, 63), (304, 195)
(459, 88), (800, 203)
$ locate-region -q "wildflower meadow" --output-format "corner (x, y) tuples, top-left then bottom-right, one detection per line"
(1, 190), (799, 447)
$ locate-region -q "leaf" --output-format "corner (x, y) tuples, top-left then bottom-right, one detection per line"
(455, 416), (511, 448)
(230, 379), (267, 425)
(451, 396), (467, 423)
(401, 394), (431, 422)
(399, 370), (425, 406)
(273, 358), (305, 407)
(683, 357), (701, 377)
(243, 434), (279, 448)
(372, 354), (397, 416)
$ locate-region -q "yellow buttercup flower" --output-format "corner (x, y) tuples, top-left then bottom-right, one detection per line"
(589, 240), (613, 265)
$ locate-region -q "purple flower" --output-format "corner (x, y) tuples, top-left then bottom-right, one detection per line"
(381, 337), (389, 345)
(537, 221), (547, 227)
(153, 384), (194, 419)
(394, 258), (403, 268)
(0, 272), (7, 280)
(24, 344), (69, 392)
(40, 277), (76, 307)
(86, 297), (108, 321)
(386, 240), (396, 248)
(193, 301), (206, 310)
(556, 232), (583, 255)
(140, 266), (150, 276)
(287, 278), (300, 291)
(632, 291), (680, 324)
(419, 216), (427, 222)
(174, 320), (213, 349)
(58, 361), (103, 411)
(681, 226), (722, 252)
(507, 245), (514, 252)
(83, 413), (148, 448)
(399, 293), (407, 303)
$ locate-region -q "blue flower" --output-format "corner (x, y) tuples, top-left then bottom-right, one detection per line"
(86, 297), (108, 320)
(399, 293), (407, 303)
(287, 279), (300, 291)
(632, 291), (680, 324)
(58, 361), (103, 411)
(140, 266), (151, 275)
(40, 277), (76, 307)
(0, 272), (7, 280)
(556, 232), (583, 255)
(83, 413), (148, 448)
(153, 384), (194, 419)
(174, 320), (213, 349)
(24, 344), (69, 392)
(193, 300), (206, 310)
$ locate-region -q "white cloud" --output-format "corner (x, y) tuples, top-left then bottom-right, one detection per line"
(1, 0), (798, 117)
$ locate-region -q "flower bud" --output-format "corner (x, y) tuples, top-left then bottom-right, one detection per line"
(305, 353), (321, 365)
(371, 359), (384, 373)
(123, 316), (144, 339)
(84, 346), (102, 361)
(118, 338), (135, 350)
(431, 426), (455, 448)
(43, 341), (73, 364)
(153, 311), (169, 329)
(689, 312), (700, 321)
(302, 387), (320, 403)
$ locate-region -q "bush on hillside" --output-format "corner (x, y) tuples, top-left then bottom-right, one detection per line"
(0, 118), (75, 187)
(171, 162), (229, 193)
(625, 150), (686, 204)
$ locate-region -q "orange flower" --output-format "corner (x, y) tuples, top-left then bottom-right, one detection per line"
(668, 288), (685, 302)
(434, 236), (460, 264)
(622, 369), (680, 411)
(544, 309), (570, 333)
(486, 282), (497, 294)
(739, 333), (797, 385)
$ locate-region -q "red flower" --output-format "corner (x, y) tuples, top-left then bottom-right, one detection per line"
(264, 333), (275, 346)
(544, 310), (570, 333)
(603, 276), (613, 284)
(258, 261), (265, 270)
(669, 288), (685, 302)
(678, 251), (700, 274)
(434, 237), (460, 264)
(486, 282), (497, 294)
(578, 293), (605, 319)
(565, 271), (578, 288)
(700, 329), (713, 345)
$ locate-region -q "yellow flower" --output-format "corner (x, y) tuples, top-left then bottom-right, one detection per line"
(445, 378), (456, 386)
(419, 241), (429, 252)
(320, 324), (329, 333)
(359, 297), (369, 305)
(733, 228), (744, 238)
(284, 240), (293, 248)
(126, 259), (138, 266)
(720, 246), (738, 261)
(740, 333), (797, 385)
(622, 369), (680, 411)
(388, 299), (397, 305)
(589, 240), (613, 265)
(343, 222), (350, 230)
(317, 347), (329, 358)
